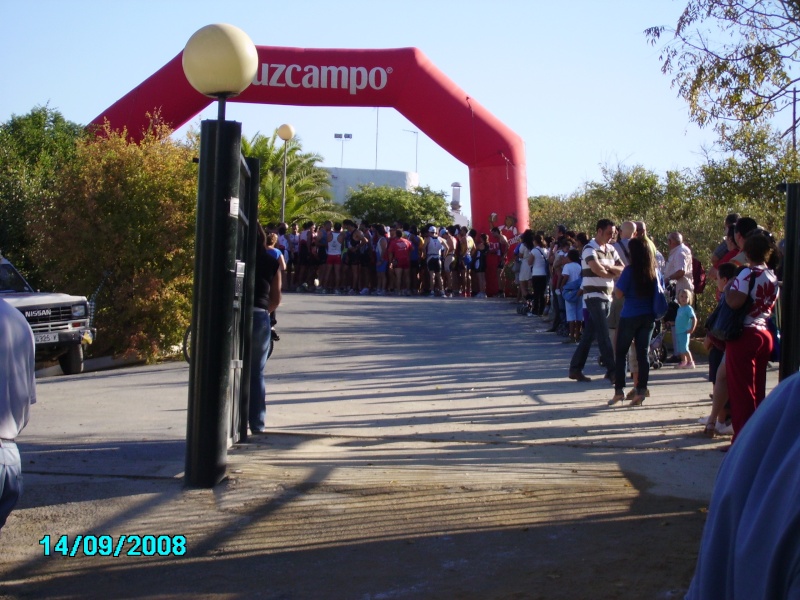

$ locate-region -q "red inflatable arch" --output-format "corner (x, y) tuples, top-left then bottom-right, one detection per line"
(91, 45), (528, 237)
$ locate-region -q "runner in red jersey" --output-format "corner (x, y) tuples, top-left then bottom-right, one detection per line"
(387, 228), (413, 295)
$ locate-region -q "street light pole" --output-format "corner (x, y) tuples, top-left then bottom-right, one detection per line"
(334, 133), (352, 168)
(182, 24), (258, 488)
(404, 129), (419, 173)
(277, 124), (295, 224)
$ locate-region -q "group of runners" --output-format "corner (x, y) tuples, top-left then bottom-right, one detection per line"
(269, 219), (521, 298)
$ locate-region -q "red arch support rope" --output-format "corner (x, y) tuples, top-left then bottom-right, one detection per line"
(91, 45), (528, 235)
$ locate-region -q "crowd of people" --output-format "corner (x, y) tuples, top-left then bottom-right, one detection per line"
(510, 213), (781, 451)
(264, 219), (518, 299)
(262, 210), (782, 449)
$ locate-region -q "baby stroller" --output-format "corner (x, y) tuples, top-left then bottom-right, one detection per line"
(649, 319), (667, 369)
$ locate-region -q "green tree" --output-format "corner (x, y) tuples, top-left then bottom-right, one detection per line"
(646, 0), (800, 129)
(584, 164), (665, 223)
(240, 130), (345, 225)
(29, 120), (198, 361)
(344, 184), (453, 227)
(0, 106), (85, 284)
(692, 122), (793, 236)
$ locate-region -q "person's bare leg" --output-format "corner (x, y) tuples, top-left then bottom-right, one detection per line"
(704, 359), (728, 436)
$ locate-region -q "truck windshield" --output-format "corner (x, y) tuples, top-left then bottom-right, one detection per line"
(0, 263), (34, 293)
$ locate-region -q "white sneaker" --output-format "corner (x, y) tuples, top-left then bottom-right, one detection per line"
(716, 421), (734, 435)
(698, 416), (711, 425)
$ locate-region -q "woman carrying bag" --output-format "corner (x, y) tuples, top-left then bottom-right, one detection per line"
(723, 233), (779, 441)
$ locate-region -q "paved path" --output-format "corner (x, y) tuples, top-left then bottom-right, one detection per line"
(0, 294), (779, 599)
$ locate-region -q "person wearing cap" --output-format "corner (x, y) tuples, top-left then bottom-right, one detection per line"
(424, 225), (445, 297)
(0, 298), (37, 530)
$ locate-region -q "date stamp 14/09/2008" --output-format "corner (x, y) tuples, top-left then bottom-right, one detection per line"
(39, 535), (186, 558)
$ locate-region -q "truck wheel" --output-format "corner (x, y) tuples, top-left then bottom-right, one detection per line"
(59, 344), (84, 375)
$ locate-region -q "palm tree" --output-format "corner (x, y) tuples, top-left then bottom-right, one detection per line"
(241, 131), (348, 225)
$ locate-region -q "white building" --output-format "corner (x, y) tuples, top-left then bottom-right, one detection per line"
(326, 168), (419, 205)
(325, 169), (469, 228)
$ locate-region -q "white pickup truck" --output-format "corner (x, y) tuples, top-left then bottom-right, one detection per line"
(0, 254), (95, 375)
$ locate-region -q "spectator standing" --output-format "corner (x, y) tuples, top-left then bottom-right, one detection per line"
(607, 237), (657, 407)
(530, 234), (549, 315)
(731, 217), (759, 266)
(634, 221), (664, 271)
(0, 298), (36, 530)
(674, 289), (697, 368)
(547, 237), (572, 333)
(517, 229), (535, 308)
(558, 248), (583, 343)
(568, 219), (623, 383)
(664, 231), (694, 361)
(608, 221), (635, 358)
(708, 213), (740, 279)
(724, 233), (780, 441)
(664, 232), (694, 294)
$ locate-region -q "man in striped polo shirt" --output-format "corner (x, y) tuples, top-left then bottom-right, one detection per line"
(568, 219), (624, 383)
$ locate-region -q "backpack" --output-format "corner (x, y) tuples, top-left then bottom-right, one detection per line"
(562, 277), (582, 303)
(692, 257), (706, 295)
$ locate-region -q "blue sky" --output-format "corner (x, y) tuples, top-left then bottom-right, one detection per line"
(1, 1), (725, 217)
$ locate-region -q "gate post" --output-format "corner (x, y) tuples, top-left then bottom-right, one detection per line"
(779, 183), (800, 380)
(186, 119), (242, 487)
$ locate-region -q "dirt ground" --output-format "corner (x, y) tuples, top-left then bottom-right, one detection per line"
(0, 463), (705, 600)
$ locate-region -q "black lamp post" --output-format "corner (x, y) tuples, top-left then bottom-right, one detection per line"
(778, 183), (800, 381)
(182, 24), (258, 487)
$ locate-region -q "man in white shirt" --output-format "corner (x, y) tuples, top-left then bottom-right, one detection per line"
(568, 219), (624, 383)
(664, 232), (694, 295)
(0, 298), (36, 530)
(664, 232), (694, 361)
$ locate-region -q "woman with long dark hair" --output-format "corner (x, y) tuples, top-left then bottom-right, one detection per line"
(608, 237), (657, 407)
